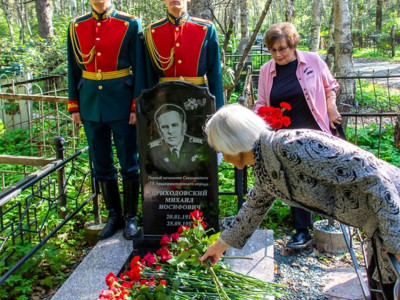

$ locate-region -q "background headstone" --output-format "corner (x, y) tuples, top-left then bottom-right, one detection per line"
(136, 81), (219, 238)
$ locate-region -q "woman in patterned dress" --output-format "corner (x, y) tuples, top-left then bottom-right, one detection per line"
(200, 104), (400, 299)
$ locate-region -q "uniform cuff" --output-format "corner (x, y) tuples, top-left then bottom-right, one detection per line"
(68, 100), (80, 113)
(131, 99), (136, 112)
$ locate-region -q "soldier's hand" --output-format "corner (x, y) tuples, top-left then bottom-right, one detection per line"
(129, 112), (136, 125)
(72, 112), (82, 124)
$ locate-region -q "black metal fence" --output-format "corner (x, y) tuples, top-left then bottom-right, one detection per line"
(0, 139), (96, 286)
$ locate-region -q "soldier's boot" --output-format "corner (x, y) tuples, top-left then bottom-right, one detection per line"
(98, 180), (124, 240)
(122, 177), (139, 240)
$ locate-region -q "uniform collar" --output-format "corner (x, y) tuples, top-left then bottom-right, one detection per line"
(92, 5), (116, 20)
(167, 12), (189, 25)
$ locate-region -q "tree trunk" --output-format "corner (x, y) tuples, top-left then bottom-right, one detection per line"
(309, 0), (322, 52)
(52, 0), (58, 15)
(325, 5), (335, 70)
(391, 25), (396, 57)
(35, 0), (53, 39)
(222, 7), (235, 52)
(226, 0), (273, 101)
(16, 0), (26, 43)
(188, 0), (212, 20)
(70, 0), (77, 17)
(398, 0), (400, 18)
(0, 0), (15, 43)
(285, 0), (295, 22)
(240, 0), (249, 38)
(375, 0), (382, 33)
(333, 0), (355, 110)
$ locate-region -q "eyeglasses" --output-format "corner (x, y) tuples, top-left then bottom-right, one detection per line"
(269, 47), (289, 54)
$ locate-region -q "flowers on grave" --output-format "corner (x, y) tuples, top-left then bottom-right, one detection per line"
(98, 209), (285, 300)
(257, 102), (292, 130)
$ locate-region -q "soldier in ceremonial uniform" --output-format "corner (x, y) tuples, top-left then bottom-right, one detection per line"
(144, 0), (224, 109)
(148, 104), (205, 174)
(67, 0), (145, 240)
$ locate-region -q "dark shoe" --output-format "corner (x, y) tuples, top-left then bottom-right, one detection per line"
(287, 231), (312, 249)
(122, 177), (139, 240)
(98, 215), (124, 240)
(123, 217), (139, 240)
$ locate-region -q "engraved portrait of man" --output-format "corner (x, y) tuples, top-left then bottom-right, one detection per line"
(148, 103), (205, 174)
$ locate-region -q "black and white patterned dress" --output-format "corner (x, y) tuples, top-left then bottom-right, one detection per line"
(220, 129), (400, 283)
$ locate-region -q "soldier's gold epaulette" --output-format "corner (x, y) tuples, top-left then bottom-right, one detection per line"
(118, 11), (137, 19)
(191, 16), (213, 25)
(189, 136), (204, 144)
(148, 139), (162, 148)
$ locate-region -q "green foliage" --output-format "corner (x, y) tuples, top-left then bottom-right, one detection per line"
(355, 79), (400, 111)
(0, 15), (69, 76)
(346, 123), (400, 167)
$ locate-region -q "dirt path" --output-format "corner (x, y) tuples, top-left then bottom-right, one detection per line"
(353, 58), (400, 88)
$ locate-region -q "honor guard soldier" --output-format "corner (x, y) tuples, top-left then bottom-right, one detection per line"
(144, 0), (224, 109)
(67, 0), (145, 240)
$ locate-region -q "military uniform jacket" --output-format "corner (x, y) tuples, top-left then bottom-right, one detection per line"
(144, 13), (224, 108)
(67, 6), (145, 122)
(148, 135), (204, 174)
(220, 129), (400, 282)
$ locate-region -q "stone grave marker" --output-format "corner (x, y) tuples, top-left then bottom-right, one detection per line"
(136, 81), (219, 240)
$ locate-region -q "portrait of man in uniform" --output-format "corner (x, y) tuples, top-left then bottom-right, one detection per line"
(148, 103), (205, 174)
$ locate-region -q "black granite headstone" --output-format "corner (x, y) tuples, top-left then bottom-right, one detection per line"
(136, 81), (219, 239)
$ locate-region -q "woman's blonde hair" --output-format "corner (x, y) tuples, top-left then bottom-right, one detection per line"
(264, 22), (299, 49)
(204, 104), (269, 155)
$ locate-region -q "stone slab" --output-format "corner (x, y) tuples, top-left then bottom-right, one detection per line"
(321, 267), (368, 300)
(51, 230), (132, 300)
(225, 229), (275, 282)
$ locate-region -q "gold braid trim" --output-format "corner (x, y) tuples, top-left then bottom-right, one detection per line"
(144, 25), (174, 71)
(69, 20), (95, 65)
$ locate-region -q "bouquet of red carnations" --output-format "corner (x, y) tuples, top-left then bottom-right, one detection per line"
(257, 102), (292, 130)
(98, 210), (285, 300)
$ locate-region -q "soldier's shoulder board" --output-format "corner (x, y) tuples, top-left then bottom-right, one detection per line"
(189, 136), (204, 144)
(148, 18), (167, 28)
(148, 139), (162, 148)
(118, 11), (137, 19)
(73, 12), (91, 23)
(191, 16), (213, 25)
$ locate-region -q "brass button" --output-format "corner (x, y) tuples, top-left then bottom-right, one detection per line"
(124, 21), (128, 26)
(98, 85), (103, 90)
(175, 27), (179, 31)
(97, 52), (101, 56)
(176, 43), (180, 47)
(75, 23), (79, 27)
(177, 60), (182, 64)
(96, 70), (102, 80)
(96, 37), (100, 41)
(97, 22), (101, 26)
(151, 29), (155, 33)
(203, 26), (207, 30)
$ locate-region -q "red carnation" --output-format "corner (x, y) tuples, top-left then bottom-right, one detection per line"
(105, 272), (118, 287)
(143, 252), (157, 267)
(160, 233), (171, 246)
(190, 209), (203, 221)
(280, 102), (292, 111)
(98, 289), (115, 300)
(160, 279), (167, 286)
(177, 225), (189, 235)
(170, 232), (180, 243)
(129, 255), (141, 270)
(156, 246), (173, 262)
(257, 102), (292, 130)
